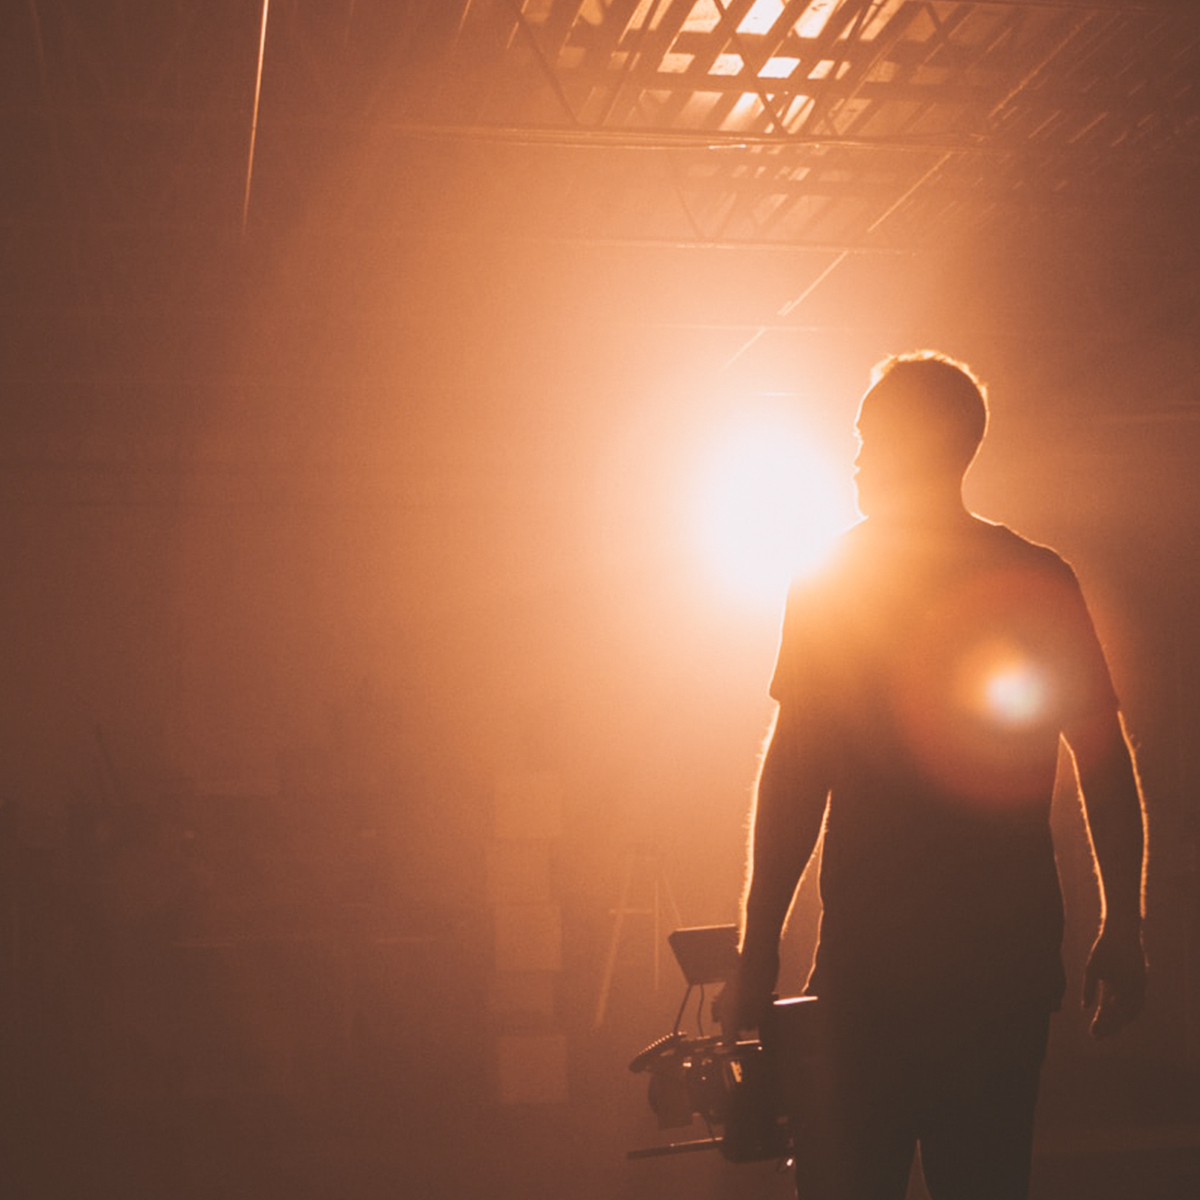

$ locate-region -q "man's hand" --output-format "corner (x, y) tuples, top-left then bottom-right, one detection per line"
(717, 948), (778, 1040)
(1082, 923), (1147, 1038)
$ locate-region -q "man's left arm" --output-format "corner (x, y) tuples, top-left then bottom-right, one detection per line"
(1068, 707), (1148, 1038)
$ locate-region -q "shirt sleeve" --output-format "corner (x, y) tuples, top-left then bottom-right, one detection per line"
(1054, 559), (1122, 743)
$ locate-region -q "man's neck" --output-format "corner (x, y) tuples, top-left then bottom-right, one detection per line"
(868, 494), (975, 532)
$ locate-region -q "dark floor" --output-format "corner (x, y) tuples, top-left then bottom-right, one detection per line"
(1027, 1054), (1200, 1200)
(3, 1023), (1197, 1200)
(1, 896), (1195, 1200)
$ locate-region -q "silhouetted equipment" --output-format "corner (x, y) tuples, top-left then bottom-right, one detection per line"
(667, 924), (740, 987)
(663, 922), (740, 1033)
(627, 924), (818, 1164)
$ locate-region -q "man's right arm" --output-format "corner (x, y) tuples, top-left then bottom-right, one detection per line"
(723, 702), (829, 1036)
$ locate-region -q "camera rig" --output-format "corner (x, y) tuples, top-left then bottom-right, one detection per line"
(626, 925), (816, 1164)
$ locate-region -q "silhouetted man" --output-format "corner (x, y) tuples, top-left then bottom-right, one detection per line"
(722, 353), (1147, 1200)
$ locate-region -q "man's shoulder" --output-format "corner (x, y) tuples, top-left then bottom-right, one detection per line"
(967, 517), (1077, 579)
(829, 515), (1073, 573)
(781, 517), (1079, 616)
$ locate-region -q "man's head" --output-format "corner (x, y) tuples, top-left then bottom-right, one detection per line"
(854, 351), (989, 520)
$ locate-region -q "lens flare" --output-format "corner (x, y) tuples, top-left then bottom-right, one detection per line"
(893, 571), (1079, 808)
(983, 659), (1049, 727)
(954, 638), (1051, 730)
(692, 405), (851, 605)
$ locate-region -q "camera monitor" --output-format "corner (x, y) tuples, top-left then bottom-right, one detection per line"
(667, 924), (740, 986)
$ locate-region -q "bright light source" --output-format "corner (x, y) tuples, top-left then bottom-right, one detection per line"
(691, 404), (851, 605)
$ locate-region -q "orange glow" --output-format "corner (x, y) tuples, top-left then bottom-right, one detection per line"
(980, 655), (1050, 728)
(691, 403), (852, 606)
(953, 637), (1053, 728)
(892, 567), (1083, 807)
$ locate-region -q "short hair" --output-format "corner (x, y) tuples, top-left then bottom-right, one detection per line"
(863, 351), (989, 472)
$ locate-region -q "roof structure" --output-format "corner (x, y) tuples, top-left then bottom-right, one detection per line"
(4, 1), (1200, 414)
(7, 1), (1199, 244)
(377, 0), (1200, 251)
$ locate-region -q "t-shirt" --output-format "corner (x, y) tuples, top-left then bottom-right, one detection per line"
(770, 516), (1119, 1025)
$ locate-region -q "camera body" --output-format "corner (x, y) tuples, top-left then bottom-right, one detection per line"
(627, 1026), (790, 1162)
(626, 925), (818, 1163)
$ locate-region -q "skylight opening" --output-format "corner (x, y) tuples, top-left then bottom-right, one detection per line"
(681, 0), (722, 35)
(661, 53), (694, 74)
(797, 0), (838, 40)
(721, 92), (764, 130)
(711, 53), (745, 77)
(761, 56), (800, 80)
(737, 0), (785, 37)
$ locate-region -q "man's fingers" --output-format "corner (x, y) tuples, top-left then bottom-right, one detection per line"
(1083, 931), (1146, 1035)
(1089, 978), (1146, 1039)
(1091, 990), (1130, 1039)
